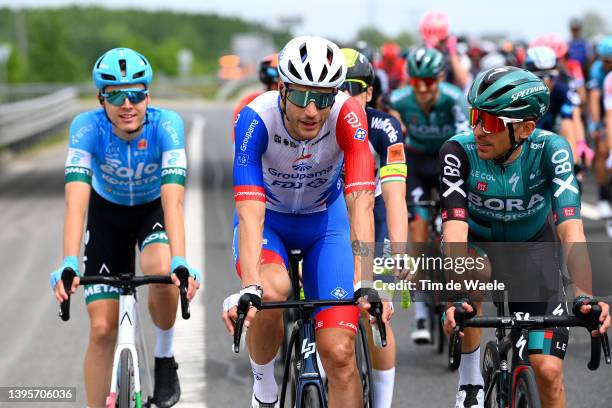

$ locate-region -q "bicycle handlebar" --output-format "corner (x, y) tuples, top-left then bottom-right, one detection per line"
(232, 296), (388, 353)
(58, 267), (191, 321)
(448, 304), (611, 371)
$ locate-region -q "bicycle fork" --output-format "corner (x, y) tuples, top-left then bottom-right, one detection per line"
(106, 294), (143, 408)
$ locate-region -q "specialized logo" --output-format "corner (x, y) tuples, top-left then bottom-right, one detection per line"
(552, 303), (564, 316)
(301, 340), (316, 360)
(509, 172), (520, 193)
(354, 128), (367, 141)
(292, 154), (313, 172)
(516, 333), (527, 360)
(510, 85), (548, 102)
(344, 111), (361, 128)
(331, 286), (348, 299)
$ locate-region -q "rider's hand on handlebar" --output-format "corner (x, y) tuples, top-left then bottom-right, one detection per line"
(170, 256), (200, 301)
(50, 256), (80, 303)
(574, 296), (611, 336)
(443, 302), (474, 337)
(221, 285), (263, 335)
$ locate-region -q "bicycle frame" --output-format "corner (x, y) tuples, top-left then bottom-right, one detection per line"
(106, 291), (144, 408)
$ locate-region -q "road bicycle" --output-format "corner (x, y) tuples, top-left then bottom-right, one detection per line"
(59, 268), (191, 408)
(448, 301), (611, 407)
(233, 250), (387, 407)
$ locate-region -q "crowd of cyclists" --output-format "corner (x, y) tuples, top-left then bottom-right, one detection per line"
(49, 9), (612, 408)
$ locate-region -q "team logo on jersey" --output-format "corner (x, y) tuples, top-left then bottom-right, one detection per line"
(137, 138), (147, 150)
(476, 181), (487, 192)
(509, 172), (520, 193)
(386, 144), (405, 164)
(563, 207), (575, 217)
(292, 154), (313, 172)
(237, 153), (249, 166)
(343, 111), (362, 128)
(274, 135), (281, 144)
(354, 128), (366, 141)
(331, 287), (348, 299)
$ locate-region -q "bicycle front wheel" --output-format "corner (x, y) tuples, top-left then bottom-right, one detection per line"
(481, 341), (501, 408)
(512, 368), (541, 408)
(356, 321), (374, 407)
(119, 349), (135, 408)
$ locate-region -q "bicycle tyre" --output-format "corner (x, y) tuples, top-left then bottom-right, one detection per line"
(119, 349), (135, 408)
(356, 321), (374, 407)
(481, 341), (501, 408)
(301, 384), (323, 407)
(512, 368), (541, 408)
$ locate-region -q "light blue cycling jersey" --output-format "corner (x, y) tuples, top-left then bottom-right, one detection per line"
(65, 107), (186, 206)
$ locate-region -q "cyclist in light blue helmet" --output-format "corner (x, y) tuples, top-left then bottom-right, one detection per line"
(51, 47), (200, 408)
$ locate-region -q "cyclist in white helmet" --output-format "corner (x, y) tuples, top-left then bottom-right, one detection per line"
(222, 36), (392, 407)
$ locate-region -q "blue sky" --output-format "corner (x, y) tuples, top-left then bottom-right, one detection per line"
(4, 0), (611, 42)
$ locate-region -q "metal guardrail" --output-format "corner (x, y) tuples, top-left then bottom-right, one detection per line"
(0, 87), (78, 147)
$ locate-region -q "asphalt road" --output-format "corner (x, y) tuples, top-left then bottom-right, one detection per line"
(1, 101), (611, 407)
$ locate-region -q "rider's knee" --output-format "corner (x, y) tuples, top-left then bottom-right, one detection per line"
(89, 319), (118, 348)
(317, 333), (356, 375)
(532, 357), (564, 397)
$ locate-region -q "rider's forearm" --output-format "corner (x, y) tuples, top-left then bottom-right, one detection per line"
(381, 183), (408, 254)
(589, 90), (602, 124)
(63, 183), (91, 258)
(557, 219), (593, 297)
(346, 190), (375, 285)
(237, 201), (265, 286)
(161, 184), (186, 260)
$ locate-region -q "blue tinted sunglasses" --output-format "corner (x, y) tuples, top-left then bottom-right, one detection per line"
(100, 88), (149, 106)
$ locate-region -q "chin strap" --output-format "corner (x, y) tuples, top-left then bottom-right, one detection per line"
(493, 124), (524, 166)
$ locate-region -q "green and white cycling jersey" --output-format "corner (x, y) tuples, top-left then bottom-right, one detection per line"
(390, 82), (469, 155)
(439, 129), (581, 241)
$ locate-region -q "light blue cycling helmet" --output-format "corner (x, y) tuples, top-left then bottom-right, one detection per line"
(597, 36), (612, 58)
(92, 48), (153, 91)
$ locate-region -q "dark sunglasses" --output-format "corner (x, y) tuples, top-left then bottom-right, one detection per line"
(534, 70), (559, 82)
(285, 88), (336, 109)
(339, 79), (369, 96)
(100, 88), (149, 106)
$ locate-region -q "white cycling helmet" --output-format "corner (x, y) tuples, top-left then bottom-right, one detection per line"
(525, 46), (557, 71)
(278, 36), (347, 88)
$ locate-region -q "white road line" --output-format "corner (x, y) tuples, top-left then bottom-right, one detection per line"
(174, 115), (207, 407)
(581, 201), (601, 221)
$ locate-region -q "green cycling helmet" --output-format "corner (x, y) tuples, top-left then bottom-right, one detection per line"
(341, 48), (375, 85)
(407, 47), (444, 78)
(468, 66), (549, 119)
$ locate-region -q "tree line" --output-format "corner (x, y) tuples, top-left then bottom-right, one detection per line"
(0, 6), (291, 83)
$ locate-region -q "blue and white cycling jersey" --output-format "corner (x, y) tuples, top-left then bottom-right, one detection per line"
(65, 107), (186, 206)
(233, 91), (374, 214)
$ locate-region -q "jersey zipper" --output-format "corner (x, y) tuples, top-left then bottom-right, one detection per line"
(127, 143), (134, 206)
(292, 141), (308, 212)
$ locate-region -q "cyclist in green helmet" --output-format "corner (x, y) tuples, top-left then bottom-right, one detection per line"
(440, 66), (610, 407)
(389, 47), (469, 344)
